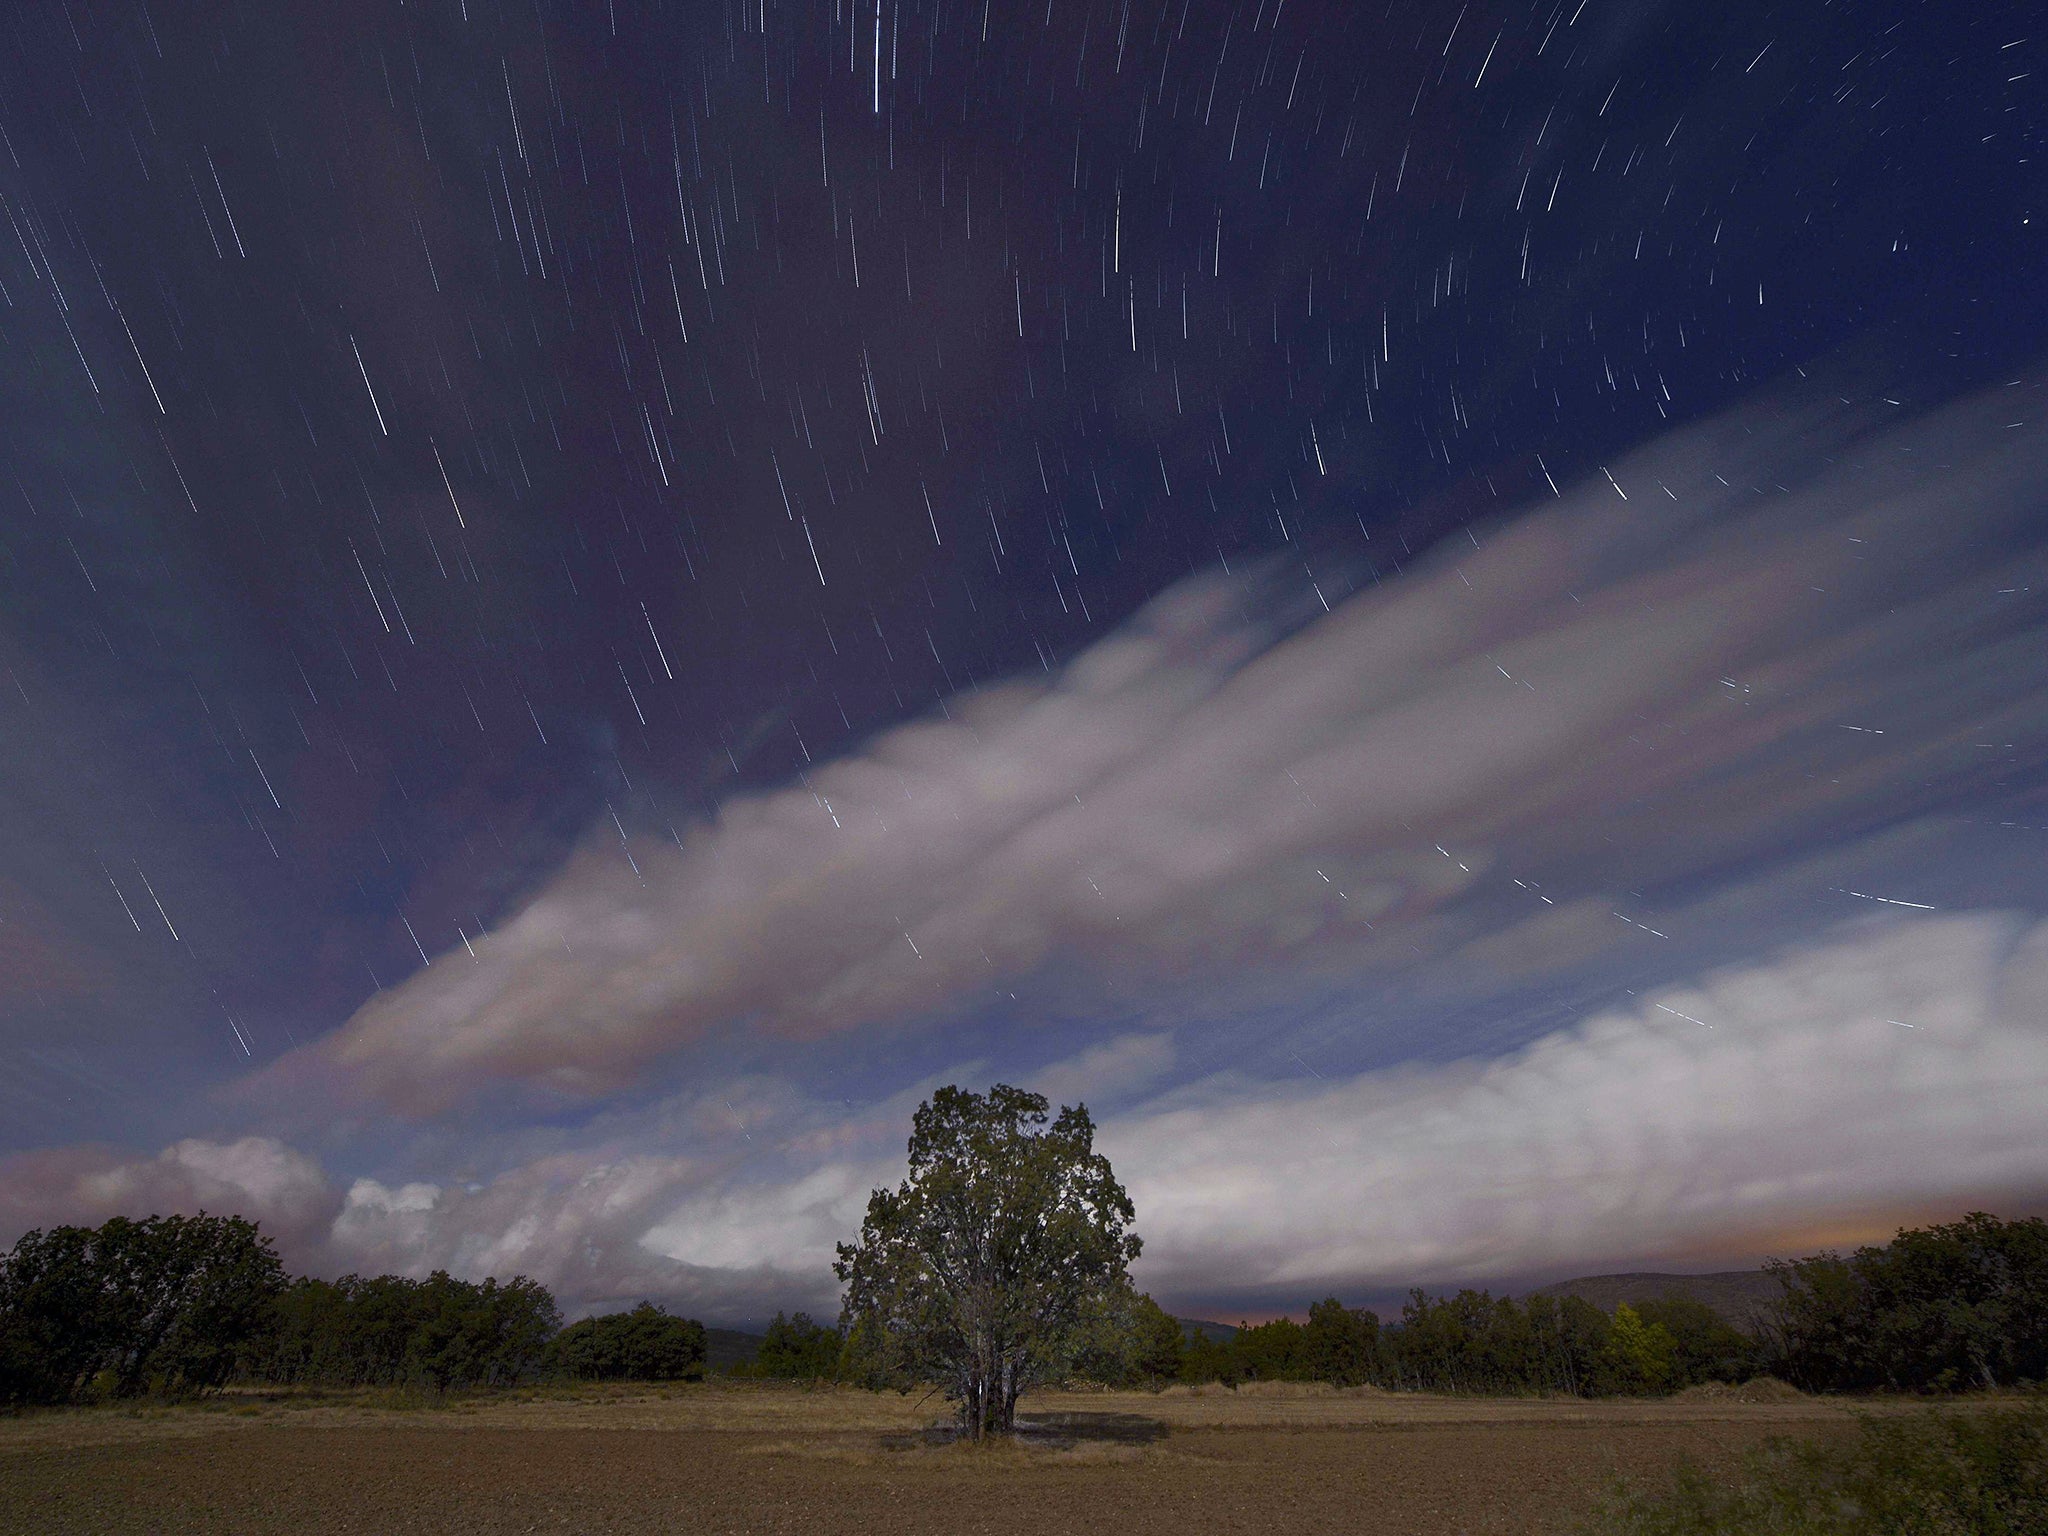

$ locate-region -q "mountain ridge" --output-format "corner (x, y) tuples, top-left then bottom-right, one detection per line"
(1526, 1270), (1781, 1332)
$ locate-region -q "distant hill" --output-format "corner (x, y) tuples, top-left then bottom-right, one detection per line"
(1176, 1318), (1239, 1343)
(705, 1326), (766, 1370)
(1527, 1271), (1782, 1333)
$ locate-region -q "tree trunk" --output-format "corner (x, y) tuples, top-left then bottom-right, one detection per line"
(998, 1357), (1020, 1433)
(957, 1365), (981, 1440)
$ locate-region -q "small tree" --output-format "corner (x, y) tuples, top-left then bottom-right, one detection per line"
(748, 1311), (843, 1379)
(1605, 1301), (1678, 1393)
(834, 1084), (1141, 1438)
(551, 1301), (704, 1381)
(1125, 1294), (1187, 1386)
(1304, 1297), (1380, 1387)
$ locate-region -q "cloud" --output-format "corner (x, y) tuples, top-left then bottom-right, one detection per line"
(310, 911), (2048, 1317)
(7, 913), (2047, 1323)
(283, 376), (2048, 1114)
(1113, 913), (2048, 1302)
(1034, 1032), (1178, 1107)
(0, 1128), (852, 1320)
(0, 1136), (341, 1258)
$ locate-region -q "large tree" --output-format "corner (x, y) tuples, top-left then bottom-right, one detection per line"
(0, 1213), (285, 1404)
(834, 1084), (1140, 1438)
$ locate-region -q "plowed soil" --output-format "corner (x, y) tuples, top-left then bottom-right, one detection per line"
(0, 1383), (1865, 1535)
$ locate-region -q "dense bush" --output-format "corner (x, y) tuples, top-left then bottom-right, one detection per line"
(731, 1311), (843, 1378)
(1, 1214), (717, 1404)
(0, 1214), (285, 1405)
(1764, 1213), (2048, 1393)
(233, 1269), (562, 1390)
(550, 1301), (705, 1381)
(1588, 1396), (2047, 1534)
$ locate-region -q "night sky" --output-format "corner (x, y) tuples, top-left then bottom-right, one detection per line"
(1, 0), (2044, 1323)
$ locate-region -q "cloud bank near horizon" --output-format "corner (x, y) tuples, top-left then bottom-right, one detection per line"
(8, 912), (2046, 1319)
(272, 374), (2048, 1115)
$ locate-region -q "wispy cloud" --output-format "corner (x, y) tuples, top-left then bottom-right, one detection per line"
(1113, 913), (2048, 1304)
(279, 375), (2048, 1113)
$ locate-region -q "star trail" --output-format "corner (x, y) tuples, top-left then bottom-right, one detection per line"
(0, 0), (2043, 1321)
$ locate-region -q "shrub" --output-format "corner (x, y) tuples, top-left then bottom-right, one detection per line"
(1587, 1396), (2047, 1535)
(550, 1301), (704, 1382)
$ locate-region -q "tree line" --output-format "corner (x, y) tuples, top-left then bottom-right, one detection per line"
(2, 1122), (2041, 1412)
(5, 1205), (2042, 1410)
(1099, 1209), (2045, 1397)
(0, 1212), (704, 1406)
(720, 1291), (1753, 1396)
(752, 1215), (2048, 1400)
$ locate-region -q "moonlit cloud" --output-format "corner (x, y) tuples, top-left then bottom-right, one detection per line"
(287, 375), (2048, 1113)
(0, 1136), (340, 1258)
(8, 911), (2046, 1322)
(1113, 913), (2048, 1300)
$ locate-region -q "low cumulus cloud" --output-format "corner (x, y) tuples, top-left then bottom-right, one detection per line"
(7, 915), (2046, 1320)
(286, 374), (2048, 1112)
(0, 1136), (341, 1259)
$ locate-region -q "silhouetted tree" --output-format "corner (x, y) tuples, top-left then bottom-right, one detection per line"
(1179, 1326), (1243, 1386)
(0, 1225), (111, 1406)
(0, 1213), (284, 1404)
(1123, 1293), (1187, 1386)
(1235, 1316), (1311, 1380)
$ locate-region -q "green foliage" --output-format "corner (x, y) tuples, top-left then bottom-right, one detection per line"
(1305, 1297), (1381, 1387)
(733, 1311), (842, 1379)
(1124, 1293), (1187, 1386)
(551, 1301), (705, 1381)
(835, 1083), (1141, 1437)
(1634, 1297), (1755, 1387)
(1235, 1316), (1311, 1381)
(1606, 1303), (1678, 1392)
(247, 1269), (560, 1390)
(1765, 1214), (2048, 1393)
(0, 1213), (285, 1405)
(1587, 1397), (2048, 1535)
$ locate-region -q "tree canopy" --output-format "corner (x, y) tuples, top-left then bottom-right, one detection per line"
(1764, 1212), (2048, 1392)
(834, 1083), (1140, 1437)
(0, 1213), (285, 1404)
(549, 1301), (704, 1382)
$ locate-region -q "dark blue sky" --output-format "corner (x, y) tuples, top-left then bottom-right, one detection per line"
(1, 0), (2044, 1322)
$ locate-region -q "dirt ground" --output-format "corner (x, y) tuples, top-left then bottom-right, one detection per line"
(0, 1381), (1870, 1535)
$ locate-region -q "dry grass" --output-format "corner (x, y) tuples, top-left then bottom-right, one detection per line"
(0, 1376), (1867, 1449)
(0, 1380), (1924, 1535)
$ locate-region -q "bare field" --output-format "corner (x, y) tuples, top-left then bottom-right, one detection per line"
(0, 1381), (1875, 1535)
